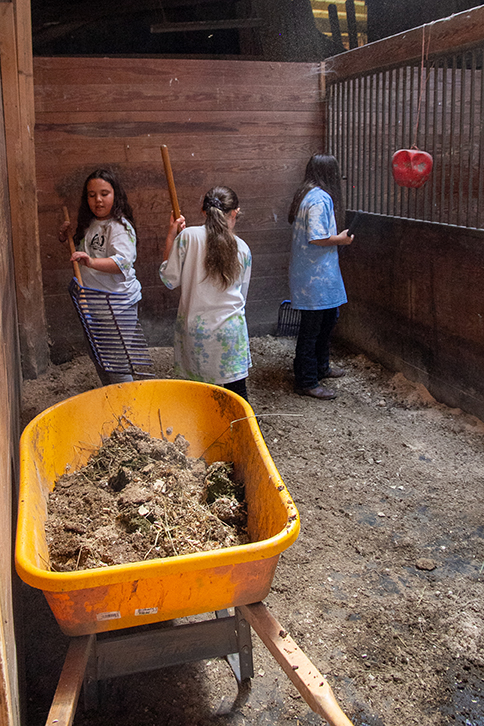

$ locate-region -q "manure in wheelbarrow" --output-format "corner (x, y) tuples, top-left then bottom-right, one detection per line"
(46, 425), (249, 571)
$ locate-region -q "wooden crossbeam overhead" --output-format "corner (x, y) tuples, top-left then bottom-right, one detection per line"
(151, 17), (263, 33)
(33, 0), (253, 47)
(33, 0), (241, 31)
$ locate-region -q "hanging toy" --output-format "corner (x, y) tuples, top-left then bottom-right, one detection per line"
(392, 148), (433, 188)
(392, 25), (434, 189)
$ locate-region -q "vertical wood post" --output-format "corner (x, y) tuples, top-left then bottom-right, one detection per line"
(0, 0), (50, 379)
(0, 10), (23, 726)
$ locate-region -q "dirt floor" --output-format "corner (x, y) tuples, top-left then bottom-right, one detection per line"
(20, 336), (484, 726)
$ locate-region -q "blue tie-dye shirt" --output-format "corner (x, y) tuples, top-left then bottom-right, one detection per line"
(289, 187), (347, 310)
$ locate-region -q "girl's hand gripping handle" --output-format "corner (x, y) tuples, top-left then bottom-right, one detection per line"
(62, 206), (83, 286)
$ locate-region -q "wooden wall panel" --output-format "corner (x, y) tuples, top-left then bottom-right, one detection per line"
(337, 213), (484, 421)
(0, 47), (22, 726)
(34, 57), (324, 360)
(0, 2), (49, 380)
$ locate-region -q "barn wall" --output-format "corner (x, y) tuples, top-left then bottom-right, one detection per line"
(33, 57), (324, 361)
(0, 52), (22, 726)
(338, 213), (484, 420)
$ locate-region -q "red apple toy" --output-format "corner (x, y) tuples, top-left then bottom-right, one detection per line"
(392, 148), (433, 188)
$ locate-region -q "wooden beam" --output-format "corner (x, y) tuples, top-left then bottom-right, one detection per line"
(0, 0), (49, 378)
(324, 4), (484, 82)
(239, 602), (354, 726)
(46, 635), (95, 726)
(151, 18), (263, 33)
(32, 0), (242, 43)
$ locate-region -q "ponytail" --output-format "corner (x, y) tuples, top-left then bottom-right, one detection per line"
(202, 187), (241, 289)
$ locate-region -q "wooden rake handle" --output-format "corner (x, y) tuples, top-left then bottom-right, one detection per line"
(160, 145), (181, 220)
(62, 206), (83, 286)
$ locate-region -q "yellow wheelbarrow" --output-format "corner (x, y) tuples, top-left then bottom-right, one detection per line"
(16, 380), (353, 726)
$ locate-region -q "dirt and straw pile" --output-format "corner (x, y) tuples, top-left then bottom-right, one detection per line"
(46, 425), (248, 572)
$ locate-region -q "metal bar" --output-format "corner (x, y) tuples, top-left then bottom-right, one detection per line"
(466, 51), (476, 227)
(393, 67), (401, 217)
(401, 66), (409, 218)
(373, 72), (379, 213)
(367, 74), (373, 211)
(408, 64), (416, 219)
(350, 76), (356, 209)
(235, 608), (254, 681)
(216, 608), (254, 683)
(360, 74), (366, 210)
(423, 59), (432, 221)
(95, 616), (240, 680)
(477, 51), (484, 227)
(387, 67), (395, 216)
(440, 58), (448, 224)
(362, 74), (368, 210)
(430, 60), (440, 223)
(336, 81), (342, 170)
(449, 55), (457, 225)
(380, 70), (387, 215)
(457, 52), (467, 226)
(356, 76), (362, 209)
(343, 79), (351, 208)
(342, 79), (348, 184)
(353, 76), (359, 209)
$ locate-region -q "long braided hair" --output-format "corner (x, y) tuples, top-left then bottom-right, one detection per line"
(288, 154), (344, 231)
(74, 168), (136, 245)
(202, 186), (241, 289)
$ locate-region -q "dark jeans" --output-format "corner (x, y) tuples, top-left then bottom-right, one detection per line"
(293, 308), (339, 389)
(224, 377), (249, 402)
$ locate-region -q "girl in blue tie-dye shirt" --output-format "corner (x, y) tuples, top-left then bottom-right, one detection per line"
(288, 154), (354, 400)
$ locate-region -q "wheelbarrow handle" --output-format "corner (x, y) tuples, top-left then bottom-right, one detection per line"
(160, 145), (181, 220)
(239, 602), (354, 726)
(62, 206), (83, 286)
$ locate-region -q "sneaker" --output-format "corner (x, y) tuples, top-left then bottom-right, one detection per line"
(294, 385), (337, 400)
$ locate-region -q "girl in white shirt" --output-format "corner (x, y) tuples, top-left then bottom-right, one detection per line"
(160, 186), (252, 402)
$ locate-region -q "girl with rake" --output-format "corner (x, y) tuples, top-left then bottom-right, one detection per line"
(59, 168), (142, 386)
(160, 186), (252, 402)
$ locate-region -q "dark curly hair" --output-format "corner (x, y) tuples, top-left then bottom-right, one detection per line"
(74, 168), (136, 245)
(202, 186), (241, 289)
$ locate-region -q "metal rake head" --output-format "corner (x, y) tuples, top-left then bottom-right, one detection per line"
(276, 300), (301, 337)
(69, 278), (153, 377)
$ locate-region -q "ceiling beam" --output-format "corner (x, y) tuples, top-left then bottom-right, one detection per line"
(151, 18), (263, 33)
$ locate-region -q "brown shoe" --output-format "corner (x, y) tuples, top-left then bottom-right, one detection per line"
(295, 385), (337, 400)
(320, 366), (346, 379)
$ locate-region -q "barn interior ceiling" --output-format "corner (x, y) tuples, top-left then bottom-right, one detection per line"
(30, 0), (483, 58)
